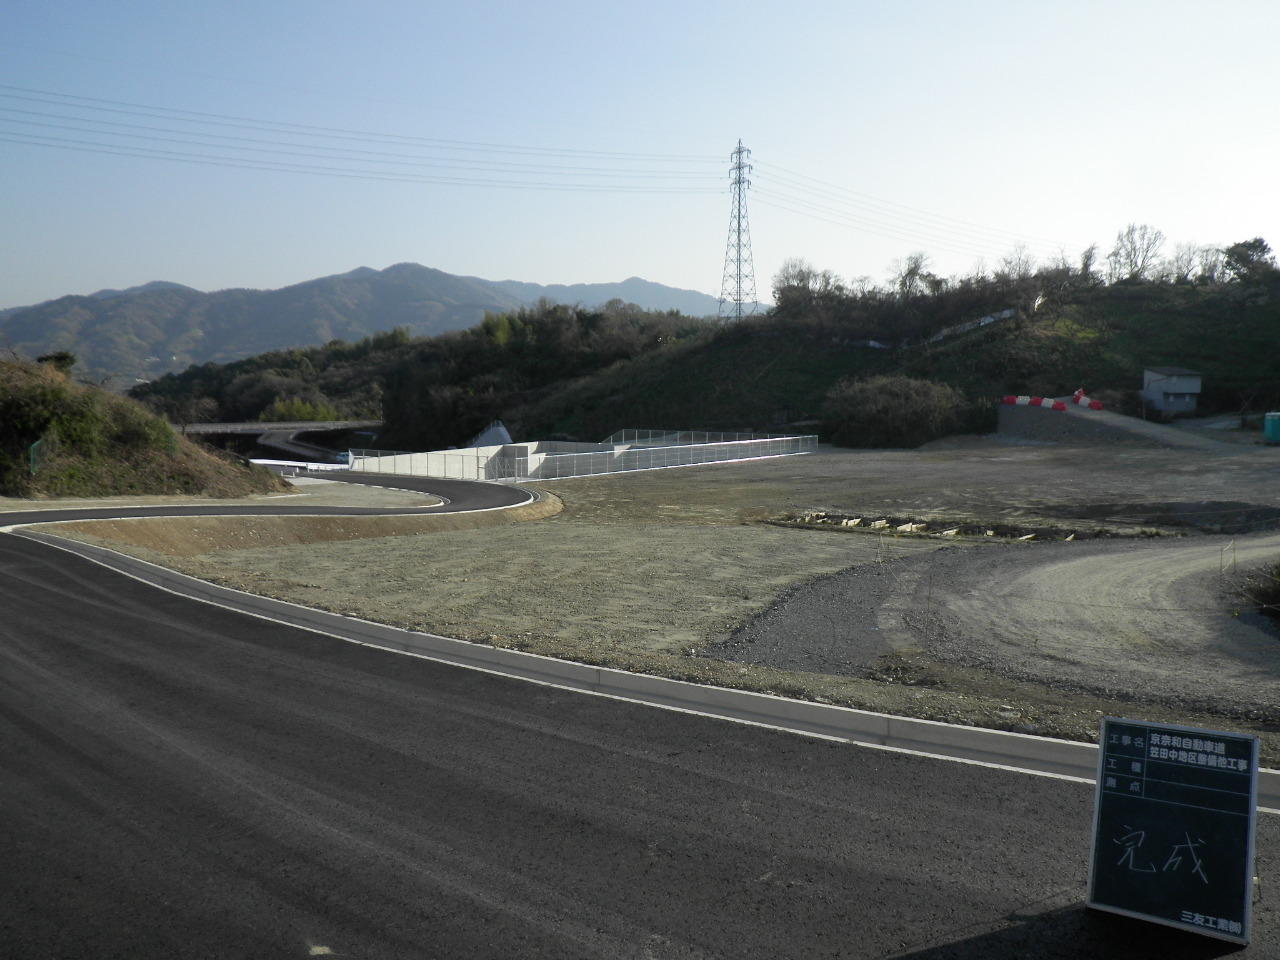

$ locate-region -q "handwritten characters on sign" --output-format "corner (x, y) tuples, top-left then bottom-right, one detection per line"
(1088, 719), (1258, 944)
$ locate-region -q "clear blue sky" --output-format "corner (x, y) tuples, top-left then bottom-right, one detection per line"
(3, 0), (1277, 307)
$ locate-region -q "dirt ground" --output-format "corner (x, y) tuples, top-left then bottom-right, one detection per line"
(22, 438), (1280, 762)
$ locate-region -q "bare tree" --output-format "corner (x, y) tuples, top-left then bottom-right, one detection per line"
(848, 274), (875, 296)
(890, 252), (932, 297)
(1107, 223), (1165, 281)
(996, 244), (1036, 282)
(771, 257), (843, 300)
(1196, 245), (1224, 284)
(1166, 242), (1199, 283)
(771, 257), (817, 301)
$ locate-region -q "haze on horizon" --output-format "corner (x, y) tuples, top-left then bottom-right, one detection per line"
(3, 0), (1277, 310)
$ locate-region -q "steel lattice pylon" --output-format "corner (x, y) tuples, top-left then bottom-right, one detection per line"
(718, 139), (757, 322)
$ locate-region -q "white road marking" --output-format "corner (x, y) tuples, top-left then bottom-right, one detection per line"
(16, 530), (1277, 810)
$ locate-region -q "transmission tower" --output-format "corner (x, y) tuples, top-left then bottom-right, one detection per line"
(718, 139), (757, 322)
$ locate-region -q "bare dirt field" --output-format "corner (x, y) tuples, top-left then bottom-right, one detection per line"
(23, 438), (1280, 762)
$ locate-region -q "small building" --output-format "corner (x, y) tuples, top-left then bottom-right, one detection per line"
(1142, 366), (1202, 415)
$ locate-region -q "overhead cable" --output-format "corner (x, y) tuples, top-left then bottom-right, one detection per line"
(0, 112), (722, 180)
(756, 159), (1073, 251)
(0, 84), (723, 162)
(0, 133), (722, 193)
(754, 186), (1045, 261)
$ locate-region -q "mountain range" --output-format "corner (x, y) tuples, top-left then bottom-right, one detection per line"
(0, 264), (727, 384)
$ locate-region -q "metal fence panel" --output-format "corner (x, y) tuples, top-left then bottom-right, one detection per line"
(353, 433), (817, 482)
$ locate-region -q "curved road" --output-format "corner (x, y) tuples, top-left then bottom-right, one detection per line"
(1, 477), (1276, 958)
(920, 533), (1280, 712)
(0, 472), (532, 528)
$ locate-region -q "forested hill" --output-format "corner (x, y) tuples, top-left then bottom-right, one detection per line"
(129, 253), (1280, 451)
(0, 264), (722, 385)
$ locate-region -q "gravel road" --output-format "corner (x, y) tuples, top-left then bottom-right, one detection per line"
(926, 533), (1280, 712)
(716, 531), (1280, 719)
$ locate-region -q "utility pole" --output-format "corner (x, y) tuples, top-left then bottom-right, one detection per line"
(718, 139), (757, 322)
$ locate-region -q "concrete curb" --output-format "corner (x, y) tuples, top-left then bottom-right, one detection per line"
(14, 529), (1278, 811)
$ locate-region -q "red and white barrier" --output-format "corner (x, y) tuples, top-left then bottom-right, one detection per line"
(1000, 389), (1103, 412)
(1002, 395), (1068, 411)
(1071, 387), (1104, 410)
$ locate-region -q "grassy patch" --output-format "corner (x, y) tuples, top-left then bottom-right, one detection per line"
(1, 357), (283, 498)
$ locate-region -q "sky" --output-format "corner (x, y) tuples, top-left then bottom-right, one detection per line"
(3, 0), (1278, 308)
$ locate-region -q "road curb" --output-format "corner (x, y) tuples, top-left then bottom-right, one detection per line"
(14, 528), (1277, 810)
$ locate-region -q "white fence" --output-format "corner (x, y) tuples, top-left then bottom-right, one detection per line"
(602, 429), (797, 446)
(349, 433), (817, 482)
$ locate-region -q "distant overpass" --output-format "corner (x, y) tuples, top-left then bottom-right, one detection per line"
(176, 419), (381, 435)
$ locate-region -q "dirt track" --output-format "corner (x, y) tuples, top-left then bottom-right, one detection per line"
(929, 534), (1280, 710)
(714, 533), (1280, 720)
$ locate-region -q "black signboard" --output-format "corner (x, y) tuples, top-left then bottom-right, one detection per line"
(1088, 718), (1259, 944)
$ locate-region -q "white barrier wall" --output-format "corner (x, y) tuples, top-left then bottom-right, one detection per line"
(350, 434), (818, 482)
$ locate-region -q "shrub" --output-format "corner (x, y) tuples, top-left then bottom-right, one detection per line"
(823, 375), (968, 448)
(1238, 560), (1280, 624)
(259, 396), (342, 422)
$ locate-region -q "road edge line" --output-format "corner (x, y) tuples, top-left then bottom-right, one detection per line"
(10, 529), (1278, 809)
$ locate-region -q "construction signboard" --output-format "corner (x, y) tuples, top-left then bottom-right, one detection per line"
(1088, 718), (1258, 944)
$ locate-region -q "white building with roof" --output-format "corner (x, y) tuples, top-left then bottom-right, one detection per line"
(1142, 366), (1202, 415)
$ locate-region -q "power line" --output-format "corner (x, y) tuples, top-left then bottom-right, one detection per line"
(755, 188), (1020, 260)
(0, 84), (723, 162)
(0, 133), (723, 193)
(0, 111), (723, 181)
(752, 190), (1023, 262)
(3, 83), (1086, 268)
(755, 159), (1073, 252)
(758, 181), (1064, 262)
(754, 180), (1062, 262)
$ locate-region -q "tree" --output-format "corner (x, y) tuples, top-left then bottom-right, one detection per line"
(36, 351), (76, 374)
(1078, 243), (1099, 282)
(1196, 245), (1224, 284)
(1166, 243), (1199, 283)
(1221, 237), (1278, 283)
(996, 244), (1036, 283)
(772, 257), (841, 301)
(890, 252), (934, 298)
(174, 396), (218, 431)
(1107, 223), (1165, 281)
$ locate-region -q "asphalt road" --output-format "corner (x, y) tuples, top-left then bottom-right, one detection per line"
(0, 473), (532, 529)
(329, 471), (535, 510)
(2, 539), (1275, 958)
(1, 477), (1275, 958)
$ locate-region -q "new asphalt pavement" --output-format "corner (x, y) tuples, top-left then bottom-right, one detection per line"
(1, 478), (1274, 958)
